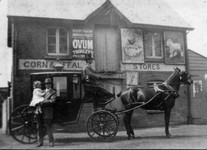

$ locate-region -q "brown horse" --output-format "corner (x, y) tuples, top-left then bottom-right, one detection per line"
(117, 67), (192, 139)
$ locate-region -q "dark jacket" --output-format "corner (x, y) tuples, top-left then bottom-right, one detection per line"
(41, 89), (56, 119)
(83, 64), (101, 85)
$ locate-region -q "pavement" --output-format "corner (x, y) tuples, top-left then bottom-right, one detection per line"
(0, 124), (207, 149)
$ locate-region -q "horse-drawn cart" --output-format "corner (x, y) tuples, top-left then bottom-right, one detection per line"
(8, 68), (192, 144)
(8, 71), (121, 144)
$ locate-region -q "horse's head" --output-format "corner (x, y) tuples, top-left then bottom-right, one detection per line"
(178, 69), (193, 85)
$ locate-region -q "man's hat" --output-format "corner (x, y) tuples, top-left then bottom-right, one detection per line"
(85, 53), (93, 60)
(44, 78), (52, 84)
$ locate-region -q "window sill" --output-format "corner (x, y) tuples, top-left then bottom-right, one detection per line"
(145, 58), (164, 63)
(44, 55), (72, 60)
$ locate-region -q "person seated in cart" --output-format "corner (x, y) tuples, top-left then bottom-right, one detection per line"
(83, 53), (114, 110)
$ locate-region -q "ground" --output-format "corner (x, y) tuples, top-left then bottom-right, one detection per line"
(0, 124), (207, 149)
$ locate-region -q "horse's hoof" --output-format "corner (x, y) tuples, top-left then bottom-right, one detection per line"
(132, 135), (135, 139)
(166, 134), (172, 138)
(127, 135), (131, 140)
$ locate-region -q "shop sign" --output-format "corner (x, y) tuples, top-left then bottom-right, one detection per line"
(121, 28), (144, 63)
(19, 59), (95, 70)
(121, 63), (185, 71)
(72, 29), (94, 59)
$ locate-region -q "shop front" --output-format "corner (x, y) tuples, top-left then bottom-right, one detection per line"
(8, 0), (193, 127)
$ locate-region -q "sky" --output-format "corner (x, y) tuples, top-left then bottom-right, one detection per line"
(164, 0), (207, 57)
(0, 0), (206, 87)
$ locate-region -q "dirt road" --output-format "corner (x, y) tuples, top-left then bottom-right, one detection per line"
(1, 124), (207, 149)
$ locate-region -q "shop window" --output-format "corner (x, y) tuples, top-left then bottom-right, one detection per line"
(47, 28), (69, 55)
(53, 77), (67, 97)
(144, 31), (163, 59)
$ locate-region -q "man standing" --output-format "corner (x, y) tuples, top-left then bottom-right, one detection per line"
(36, 78), (56, 147)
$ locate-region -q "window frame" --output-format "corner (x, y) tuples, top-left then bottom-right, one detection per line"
(144, 30), (164, 60)
(46, 27), (70, 56)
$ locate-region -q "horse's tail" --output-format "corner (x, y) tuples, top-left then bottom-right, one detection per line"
(117, 91), (122, 97)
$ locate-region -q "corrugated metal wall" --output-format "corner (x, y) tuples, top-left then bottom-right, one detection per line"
(188, 50), (207, 71)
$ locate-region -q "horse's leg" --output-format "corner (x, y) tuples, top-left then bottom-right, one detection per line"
(128, 110), (135, 139)
(123, 110), (134, 140)
(164, 108), (172, 138)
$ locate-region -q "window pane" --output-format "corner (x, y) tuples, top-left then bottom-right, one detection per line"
(48, 28), (56, 36)
(59, 45), (67, 54)
(48, 45), (56, 53)
(144, 32), (153, 57)
(53, 77), (67, 97)
(59, 29), (67, 36)
(48, 37), (56, 44)
(144, 32), (162, 58)
(59, 37), (67, 44)
(154, 33), (162, 57)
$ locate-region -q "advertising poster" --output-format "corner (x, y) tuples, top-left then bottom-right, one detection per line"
(121, 28), (144, 63)
(164, 31), (185, 64)
(72, 29), (94, 59)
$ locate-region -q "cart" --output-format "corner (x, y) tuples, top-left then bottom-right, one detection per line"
(8, 72), (120, 144)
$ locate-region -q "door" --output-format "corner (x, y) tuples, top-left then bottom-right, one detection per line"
(94, 25), (120, 72)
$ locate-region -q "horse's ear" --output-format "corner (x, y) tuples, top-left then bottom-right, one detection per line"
(176, 67), (181, 72)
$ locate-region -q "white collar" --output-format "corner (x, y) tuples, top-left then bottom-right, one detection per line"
(46, 88), (51, 92)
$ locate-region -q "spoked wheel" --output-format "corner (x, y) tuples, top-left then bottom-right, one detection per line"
(9, 105), (38, 144)
(86, 110), (119, 142)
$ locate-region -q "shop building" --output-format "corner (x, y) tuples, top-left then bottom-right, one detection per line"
(7, 0), (193, 128)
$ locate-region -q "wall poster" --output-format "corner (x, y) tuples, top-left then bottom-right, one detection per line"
(164, 31), (185, 64)
(121, 28), (144, 63)
(192, 80), (203, 97)
(126, 72), (138, 86)
(72, 29), (94, 59)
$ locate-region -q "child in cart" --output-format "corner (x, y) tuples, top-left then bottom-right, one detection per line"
(29, 81), (45, 114)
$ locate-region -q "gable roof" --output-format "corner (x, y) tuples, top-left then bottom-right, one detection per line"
(7, 0), (193, 30)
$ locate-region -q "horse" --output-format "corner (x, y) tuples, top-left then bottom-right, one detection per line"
(166, 39), (184, 58)
(117, 67), (192, 139)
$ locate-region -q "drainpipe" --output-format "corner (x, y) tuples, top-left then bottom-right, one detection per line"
(185, 30), (192, 124)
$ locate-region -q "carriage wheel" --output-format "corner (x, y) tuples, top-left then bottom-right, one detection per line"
(9, 105), (38, 144)
(86, 110), (118, 142)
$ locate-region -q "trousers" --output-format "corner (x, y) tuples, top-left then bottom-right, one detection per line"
(36, 115), (54, 144)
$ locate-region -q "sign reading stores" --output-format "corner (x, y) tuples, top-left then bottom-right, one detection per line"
(19, 59), (87, 70)
(72, 29), (93, 59)
(121, 63), (185, 71)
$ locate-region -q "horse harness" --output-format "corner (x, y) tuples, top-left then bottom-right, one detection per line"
(129, 83), (180, 109)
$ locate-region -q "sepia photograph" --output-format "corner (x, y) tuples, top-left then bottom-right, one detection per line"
(0, 0), (207, 149)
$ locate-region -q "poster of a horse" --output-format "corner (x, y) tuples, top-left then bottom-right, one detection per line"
(164, 31), (185, 64)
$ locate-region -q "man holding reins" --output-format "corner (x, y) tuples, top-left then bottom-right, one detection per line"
(82, 53), (114, 110)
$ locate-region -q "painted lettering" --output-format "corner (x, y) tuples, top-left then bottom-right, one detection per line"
(72, 62), (77, 68)
(31, 62), (36, 68)
(133, 64), (138, 69)
(36, 61), (41, 68)
(24, 61), (29, 68)
(72, 39), (93, 49)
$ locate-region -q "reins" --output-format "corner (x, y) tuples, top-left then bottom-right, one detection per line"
(114, 92), (162, 115)
(101, 80), (181, 87)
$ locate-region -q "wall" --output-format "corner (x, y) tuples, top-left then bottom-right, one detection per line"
(11, 16), (189, 129)
(188, 50), (207, 124)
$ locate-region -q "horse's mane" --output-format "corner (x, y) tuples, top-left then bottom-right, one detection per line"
(165, 69), (179, 84)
